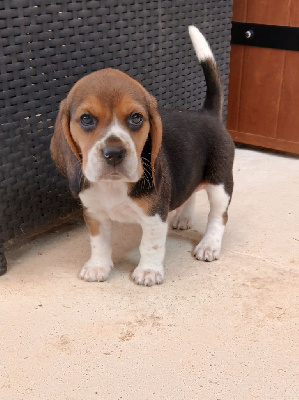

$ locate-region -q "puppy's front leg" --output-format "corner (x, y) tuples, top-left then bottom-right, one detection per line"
(80, 211), (113, 282)
(132, 215), (168, 286)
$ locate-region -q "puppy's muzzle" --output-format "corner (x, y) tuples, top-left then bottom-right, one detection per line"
(102, 146), (127, 167)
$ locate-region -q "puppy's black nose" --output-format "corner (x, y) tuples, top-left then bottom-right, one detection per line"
(102, 146), (127, 166)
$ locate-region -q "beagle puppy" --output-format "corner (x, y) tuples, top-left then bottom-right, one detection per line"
(51, 26), (234, 286)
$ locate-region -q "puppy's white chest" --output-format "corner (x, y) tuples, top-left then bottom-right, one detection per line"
(79, 181), (144, 223)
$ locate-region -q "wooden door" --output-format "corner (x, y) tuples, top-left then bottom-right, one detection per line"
(227, 0), (299, 154)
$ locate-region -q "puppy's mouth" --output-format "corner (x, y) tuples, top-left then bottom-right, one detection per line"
(92, 165), (140, 182)
(102, 171), (127, 181)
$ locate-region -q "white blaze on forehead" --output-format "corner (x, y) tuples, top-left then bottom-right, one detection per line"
(104, 117), (135, 145)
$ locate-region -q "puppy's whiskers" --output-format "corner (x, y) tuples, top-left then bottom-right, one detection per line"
(141, 156), (154, 189)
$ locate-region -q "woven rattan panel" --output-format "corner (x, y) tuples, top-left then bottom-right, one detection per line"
(0, 0), (233, 270)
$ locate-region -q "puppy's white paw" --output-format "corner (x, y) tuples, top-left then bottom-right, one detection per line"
(193, 240), (221, 262)
(80, 261), (113, 282)
(172, 213), (194, 230)
(132, 267), (164, 286)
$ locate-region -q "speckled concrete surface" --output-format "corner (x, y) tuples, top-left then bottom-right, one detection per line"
(1, 149), (298, 400)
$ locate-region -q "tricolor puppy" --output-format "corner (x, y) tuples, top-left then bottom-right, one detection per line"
(51, 26), (234, 286)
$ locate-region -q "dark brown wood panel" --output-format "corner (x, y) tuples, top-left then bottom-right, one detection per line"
(277, 51), (299, 142)
(246, 0), (291, 25)
(229, 130), (299, 154)
(290, 0), (299, 27)
(238, 46), (284, 138)
(227, 0), (299, 154)
(232, 0), (247, 22)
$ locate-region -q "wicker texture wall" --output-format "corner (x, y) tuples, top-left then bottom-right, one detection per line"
(0, 0), (233, 274)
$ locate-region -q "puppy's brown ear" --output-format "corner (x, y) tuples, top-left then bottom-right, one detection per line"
(146, 94), (163, 187)
(50, 99), (83, 197)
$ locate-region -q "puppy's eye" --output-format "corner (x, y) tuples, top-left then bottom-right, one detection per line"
(128, 113), (143, 127)
(80, 114), (97, 129)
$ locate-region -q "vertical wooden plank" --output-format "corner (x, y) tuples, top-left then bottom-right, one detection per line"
(232, 0), (247, 22)
(276, 52), (299, 142)
(238, 47), (284, 138)
(246, 0), (291, 25)
(290, 0), (299, 27)
(229, 0), (247, 131)
(226, 45), (244, 131)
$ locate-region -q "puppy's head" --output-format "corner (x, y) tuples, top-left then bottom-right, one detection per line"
(51, 69), (162, 196)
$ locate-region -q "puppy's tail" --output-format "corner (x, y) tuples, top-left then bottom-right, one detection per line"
(188, 26), (223, 119)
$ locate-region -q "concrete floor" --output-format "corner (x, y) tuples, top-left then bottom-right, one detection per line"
(1, 148), (298, 400)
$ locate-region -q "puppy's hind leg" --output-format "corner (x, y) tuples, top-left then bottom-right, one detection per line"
(194, 184), (230, 262)
(172, 193), (196, 230)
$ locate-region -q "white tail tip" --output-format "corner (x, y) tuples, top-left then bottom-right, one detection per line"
(188, 25), (214, 62)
